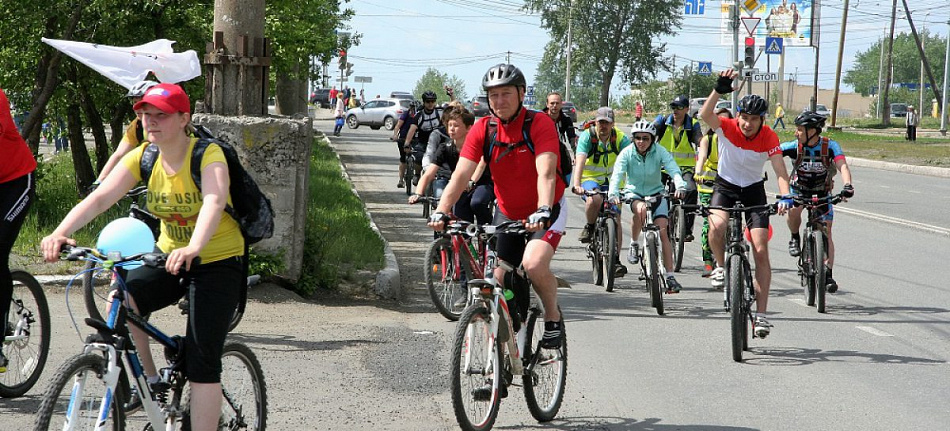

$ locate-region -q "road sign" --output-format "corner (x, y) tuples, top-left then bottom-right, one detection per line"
(751, 72), (778, 82)
(354, 76), (372, 83)
(526, 85), (535, 98)
(764, 37), (784, 55)
(697, 62), (713, 76)
(741, 17), (760, 36)
(741, 0), (760, 13)
(685, 0), (706, 15)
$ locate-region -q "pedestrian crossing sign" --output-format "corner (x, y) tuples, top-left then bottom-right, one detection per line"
(697, 62), (713, 76)
(765, 37), (783, 55)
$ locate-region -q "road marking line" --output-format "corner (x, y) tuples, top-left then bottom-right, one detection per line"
(836, 207), (950, 237)
(908, 190), (922, 194)
(856, 326), (894, 337)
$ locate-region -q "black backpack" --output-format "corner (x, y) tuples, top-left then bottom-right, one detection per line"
(139, 125), (275, 244)
(482, 109), (572, 188)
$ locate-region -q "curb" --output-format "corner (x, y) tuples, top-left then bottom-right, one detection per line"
(847, 157), (950, 179)
(321, 132), (401, 299)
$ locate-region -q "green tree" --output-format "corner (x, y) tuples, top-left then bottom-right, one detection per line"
(844, 32), (946, 98)
(532, 40), (601, 112)
(413, 68), (467, 103)
(525, 0), (682, 107)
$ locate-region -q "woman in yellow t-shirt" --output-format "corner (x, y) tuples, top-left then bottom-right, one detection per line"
(41, 83), (242, 431)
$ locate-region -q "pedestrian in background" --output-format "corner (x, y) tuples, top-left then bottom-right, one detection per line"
(905, 105), (918, 141)
(329, 86), (338, 102)
(635, 100), (643, 121)
(772, 102), (786, 130)
(333, 93), (345, 136)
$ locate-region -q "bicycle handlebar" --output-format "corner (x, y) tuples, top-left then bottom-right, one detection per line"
(126, 186), (148, 199)
(777, 193), (845, 208)
(681, 202), (778, 217)
(61, 245), (200, 268)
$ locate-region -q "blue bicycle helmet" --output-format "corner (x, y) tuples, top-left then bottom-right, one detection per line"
(97, 217), (156, 268)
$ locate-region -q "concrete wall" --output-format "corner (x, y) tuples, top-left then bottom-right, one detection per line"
(192, 114), (312, 281)
(749, 80), (875, 118)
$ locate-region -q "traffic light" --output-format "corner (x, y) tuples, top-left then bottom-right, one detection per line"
(345, 63), (354, 77)
(338, 49), (347, 70)
(744, 37), (755, 68)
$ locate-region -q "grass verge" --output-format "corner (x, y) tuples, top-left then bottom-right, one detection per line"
(297, 136), (385, 295)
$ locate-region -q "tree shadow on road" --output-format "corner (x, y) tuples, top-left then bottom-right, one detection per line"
(498, 415), (760, 430)
(744, 345), (946, 366)
(228, 333), (380, 353)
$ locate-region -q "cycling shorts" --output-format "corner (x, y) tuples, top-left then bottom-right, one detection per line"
(492, 196), (567, 269)
(126, 255), (243, 383)
(790, 188), (834, 222)
(711, 177), (770, 230)
(627, 193), (669, 220)
(581, 180), (620, 213)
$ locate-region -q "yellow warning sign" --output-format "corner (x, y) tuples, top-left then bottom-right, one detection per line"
(742, 0), (760, 13)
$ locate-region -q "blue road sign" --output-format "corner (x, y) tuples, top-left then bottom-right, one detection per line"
(765, 37), (784, 55)
(697, 62), (713, 76)
(685, 0), (705, 15)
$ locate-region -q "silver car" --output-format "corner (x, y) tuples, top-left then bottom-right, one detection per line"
(346, 98), (412, 130)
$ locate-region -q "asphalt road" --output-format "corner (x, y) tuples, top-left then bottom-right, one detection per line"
(5, 118), (949, 430)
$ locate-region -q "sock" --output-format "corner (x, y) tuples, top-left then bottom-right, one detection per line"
(826, 266), (833, 278)
(791, 232), (801, 241)
(147, 375), (161, 385)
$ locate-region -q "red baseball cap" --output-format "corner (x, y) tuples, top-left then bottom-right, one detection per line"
(133, 83), (190, 114)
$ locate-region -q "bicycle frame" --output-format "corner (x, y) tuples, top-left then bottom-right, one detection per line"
(722, 207), (754, 312)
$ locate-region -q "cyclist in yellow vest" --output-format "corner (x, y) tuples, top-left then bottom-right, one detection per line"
(653, 95), (701, 242)
(571, 107), (631, 277)
(695, 107), (734, 277)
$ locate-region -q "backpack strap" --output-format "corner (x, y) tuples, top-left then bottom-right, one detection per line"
(190, 138), (240, 221)
(139, 143), (160, 185)
(821, 136), (834, 192)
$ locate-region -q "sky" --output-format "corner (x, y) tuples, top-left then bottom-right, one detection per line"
(338, 0), (950, 102)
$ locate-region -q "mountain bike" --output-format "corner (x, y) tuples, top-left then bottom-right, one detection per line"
(664, 180), (687, 272)
(402, 139), (423, 196)
(35, 245), (267, 430)
(687, 202), (777, 362)
(424, 219), (490, 321)
(628, 193), (667, 316)
(786, 193), (845, 314)
(83, 186), (256, 333)
(0, 269), (50, 398)
(450, 221), (567, 431)
(583, 190), (621, 292)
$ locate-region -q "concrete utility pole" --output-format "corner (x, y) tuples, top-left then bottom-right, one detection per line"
(901, 0), (943, 118)
(830, 0), (850, 127)
(918, 13), (929, 113)
(810, 0), (821, 112)
(732, 0), (739, 110)
(942, 18), (950, 135)
(876, 28), (886, 117)
(882, 0), (898, 125)
(205, 0), (269, 115)
(564, 0), (573, 102)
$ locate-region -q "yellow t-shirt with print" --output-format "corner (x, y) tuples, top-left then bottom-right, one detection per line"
(121, 118), (144, 148)
(120, 138), (245, 263)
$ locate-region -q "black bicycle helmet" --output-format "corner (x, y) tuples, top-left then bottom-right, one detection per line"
(421, 91), (437, 102)
(670, 94), (689, 109)
(794, 111), (826, 129)
(736, 94), (769, 116)
(481, 63), (526, 90)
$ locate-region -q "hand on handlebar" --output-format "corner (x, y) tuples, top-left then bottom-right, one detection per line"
(571, 185), (584, 195)
(40, 235), (76, 263)
(166, 245), (200, 275)
(525, 205), (552, 232)
(608, 195), (621, 206)
(408, 194), (420, 205)
(673, 188), (686, 200)
(841, 183), (854, 199)
(777, 197), (795, 215)
(428, 211), (451, 230)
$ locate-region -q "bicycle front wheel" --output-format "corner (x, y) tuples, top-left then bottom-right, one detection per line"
(646, 234), (663, 315)
(523, 307), (567, 422)
(670, 203), (686, 272)
(1, 271), (51, 398)
(812, 231), (828, 314)
(451, 304), (501, 431)
(425, 238), (466, 321)
(601, 218), (617, 292)
(33, 353), (125, 430)
(728, 254), (747, 362)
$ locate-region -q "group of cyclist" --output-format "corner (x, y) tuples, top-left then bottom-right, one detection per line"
(400, 64), (854, 346)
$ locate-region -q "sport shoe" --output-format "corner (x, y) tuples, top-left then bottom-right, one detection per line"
(472, 382), (507, 401)
(788, 237), (801, 257)
(397, 179), (405, 189)
(701, 263), (714, 278)
(627, 242), (640, 264)
(684, 233), (695, 242)
(711, 267), (724, 289)
(124, 386), (142, 413)
(826, 272), (838, 293)
(412, 174), (420, 186)
(578, 224), (593, 243)
(539, 320), (564, 349)
(666, 275), (682, 293)
(754, 316), (773, 338)
(613, 260), (628, 278)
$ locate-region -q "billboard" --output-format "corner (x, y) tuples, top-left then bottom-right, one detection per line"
(721, 0), (815, 47)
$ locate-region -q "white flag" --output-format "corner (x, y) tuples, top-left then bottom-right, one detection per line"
(41, 38), (201, 89)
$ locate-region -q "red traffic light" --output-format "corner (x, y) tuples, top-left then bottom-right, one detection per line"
(744, 37), (755, 47)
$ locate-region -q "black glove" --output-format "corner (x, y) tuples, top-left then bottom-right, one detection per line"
(841, 183), (854, 198)
(429, 212), (451, 224)
(527, 205), (552, 227)
(715, 74), (734, 95)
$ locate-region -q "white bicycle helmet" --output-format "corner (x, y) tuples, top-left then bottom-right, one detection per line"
(126, 80), (160, 98)
(630, 119), (657, 137)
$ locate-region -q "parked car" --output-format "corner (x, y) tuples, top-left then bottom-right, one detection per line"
(470, 95), (490, 117)
(390, 91), (414, 100)
(890, 103), (908, 117)
(715, 100), (733, 115)
(561, 101), (578, 122)
(310, 88), (331, 108)
(689, 97), (707, 117)
(346, 98), (412, 130)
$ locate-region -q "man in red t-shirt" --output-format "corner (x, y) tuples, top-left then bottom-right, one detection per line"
(430, 63), (567, 349)
(699, 69), (792, 339)
(0, 88), (37, 372)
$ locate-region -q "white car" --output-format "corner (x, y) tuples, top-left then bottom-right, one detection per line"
(346, 98), (412, 130)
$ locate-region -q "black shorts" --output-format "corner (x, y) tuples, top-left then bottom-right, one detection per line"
(711, 177), (770, 230)
(125, 256), (243, 383)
